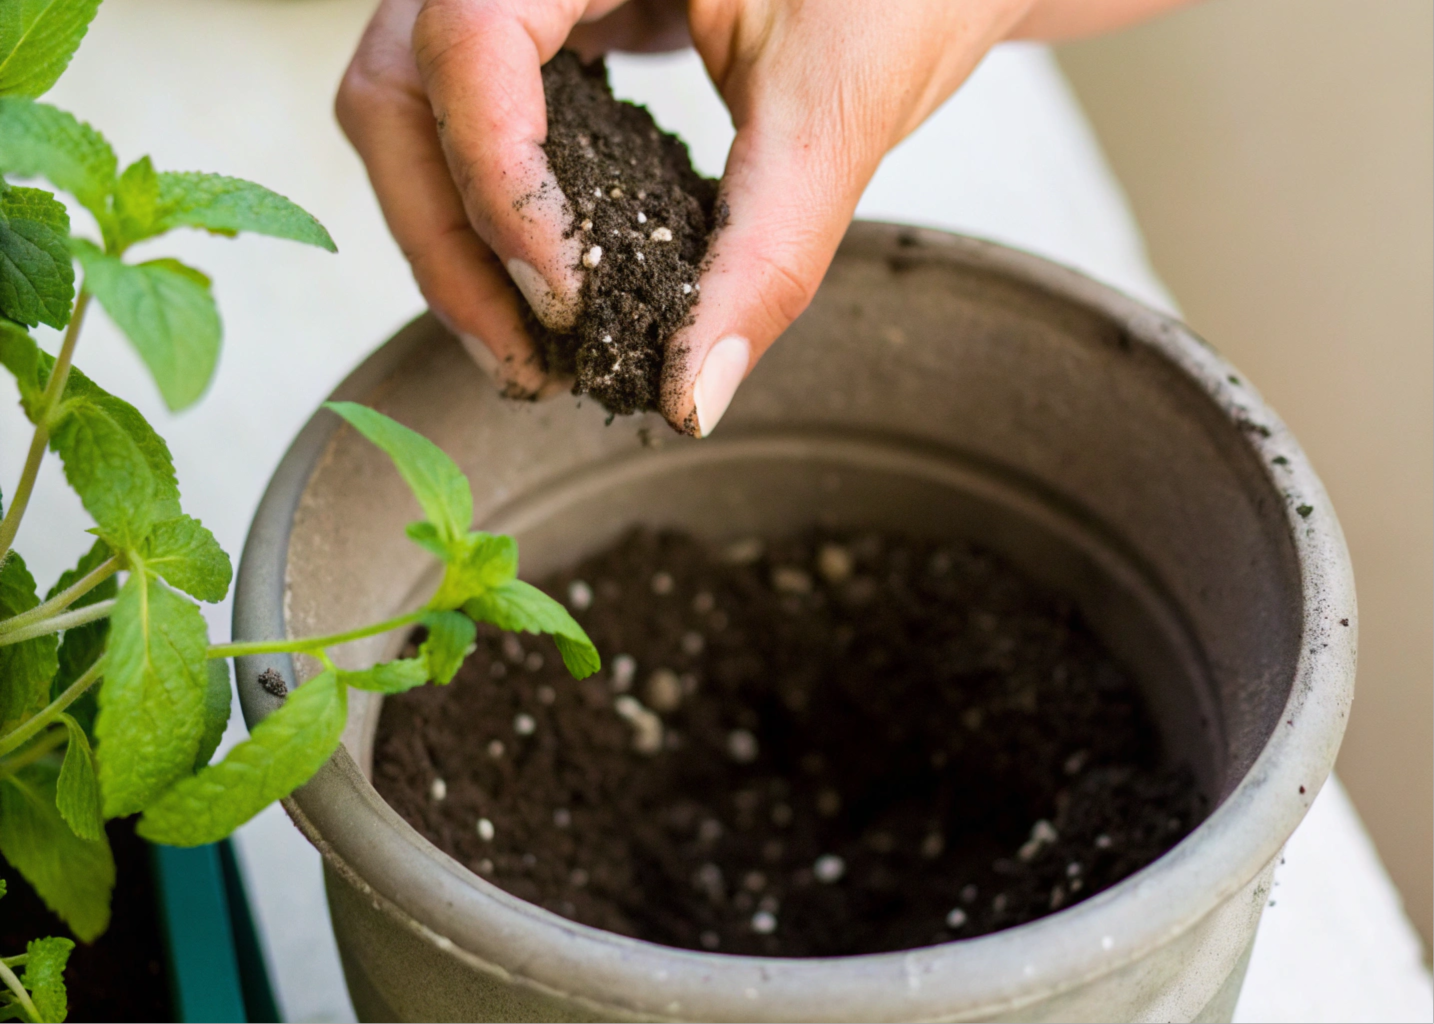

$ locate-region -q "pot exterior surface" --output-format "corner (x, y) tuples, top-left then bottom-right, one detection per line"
(235, 224), (1355, 1022)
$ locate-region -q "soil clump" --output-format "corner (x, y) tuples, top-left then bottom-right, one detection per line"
(528, 51), (722, 418)
(374, 527), (1204, 957)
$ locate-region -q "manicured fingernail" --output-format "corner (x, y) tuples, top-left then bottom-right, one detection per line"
(693, 335), (750, 437)
(456, 331), (501, 380)
(506, 258), (574, 330)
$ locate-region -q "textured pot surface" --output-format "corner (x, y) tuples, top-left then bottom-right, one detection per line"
(234, 224), (1355, 1022)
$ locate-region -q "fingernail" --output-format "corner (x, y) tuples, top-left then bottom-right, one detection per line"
(456, 331), (501, 380)
(693, 335), (750, 437)
(506, 258), (574, 330)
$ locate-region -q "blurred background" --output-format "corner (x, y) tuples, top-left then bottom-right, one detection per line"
(1057, 0), (1433, 952)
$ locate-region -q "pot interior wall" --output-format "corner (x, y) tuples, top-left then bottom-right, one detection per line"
(287, 227), (1304, 830)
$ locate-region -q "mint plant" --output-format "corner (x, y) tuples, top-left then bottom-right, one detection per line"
(0, 4), (598, 1019)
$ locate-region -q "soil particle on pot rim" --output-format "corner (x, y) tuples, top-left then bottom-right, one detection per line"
(526, 50), (724, 418)
(374, 527), (1204, 957)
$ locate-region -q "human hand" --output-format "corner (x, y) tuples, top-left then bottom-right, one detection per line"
(337, 0), (1185, 430)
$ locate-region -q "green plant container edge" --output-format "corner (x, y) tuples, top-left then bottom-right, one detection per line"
(150, 839), (280, 1023)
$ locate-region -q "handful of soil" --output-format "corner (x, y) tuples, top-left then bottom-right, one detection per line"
(528, 51), (723, 417)
(374, 527), (1204, 958)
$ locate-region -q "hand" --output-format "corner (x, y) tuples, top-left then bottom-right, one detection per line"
(337, 0), (1187, 429)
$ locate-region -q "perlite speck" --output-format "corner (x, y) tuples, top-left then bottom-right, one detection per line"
(477, 818), (495, 841)
(813, 854), (845, 883)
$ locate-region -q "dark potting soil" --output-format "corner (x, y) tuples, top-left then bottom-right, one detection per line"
(528, 50), (723, 420)
(0, 818), (173, 1022)
(374, 528), (1204, 957)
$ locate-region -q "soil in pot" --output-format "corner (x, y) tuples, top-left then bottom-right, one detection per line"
(0, 818), (173, 1021)
(526, 50), (722, 421)
(374, 527), (1204, 957)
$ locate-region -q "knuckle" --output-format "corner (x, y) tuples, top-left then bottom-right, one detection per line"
(749, 244), (820, 329)
(335, 47), (413, 139)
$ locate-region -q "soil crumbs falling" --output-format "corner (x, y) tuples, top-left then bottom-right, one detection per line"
(375, 528), (1204, 957)
(529, 50), (722, 418)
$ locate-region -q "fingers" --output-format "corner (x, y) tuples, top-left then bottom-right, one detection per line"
(659, 118), (871, 436)
(337, 0), (549, 396)
(411, 0), (594, 330)
(662, 0), (1029, 436)
(567, 0), (692, 58)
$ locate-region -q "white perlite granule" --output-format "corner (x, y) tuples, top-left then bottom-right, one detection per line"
(611, 654), (637, 692)
(813, 854), (845, 883)
(615, 695), (664, 754)
(727, 729), (759, 763)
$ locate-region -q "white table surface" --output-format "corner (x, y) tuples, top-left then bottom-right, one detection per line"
(2, 2), (1427, 1020)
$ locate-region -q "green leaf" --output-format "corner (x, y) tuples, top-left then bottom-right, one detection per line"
(194, 658), (231, 770)
(55, 712), (101, 842)
(112, 154), (158, 249)
(325, 402), (472, 546)
(73, 242), (220, 411)
(141, 514), (231, 603)
(47, 538), (116, 733)
(137, 668), (347, 847)
(463, 579), (599, 679)
(47, 392), (165, 548)
(0, 98), (117, 220)
(0, 0), (102, 99)
(335, 657), (428, 695)
(138, 171), (336, 251)
(0, 185), (73, 328)
(48, 359), (179, 516)
(0, 318), (43, 411)
(95, 573), (209, 818)
(403, 520), (447, 559)
(44, 359), (181, 545)
(337, 611), (475, 693)
(430, 532), (517, 610)
(0, 763), (114, 942)
(20, 935), (73, 1023)
(0, 550), (59, 730)
(420, 610), (476, 684)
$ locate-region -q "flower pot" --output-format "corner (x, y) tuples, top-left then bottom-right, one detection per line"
(233, 223), (1354, 1022)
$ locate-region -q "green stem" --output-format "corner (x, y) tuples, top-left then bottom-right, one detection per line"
(0, 958), (38, 1024)
(0, 726), (66, 782)
(0, 554), (122, 637)
(0, 292), (91, 564)
(0, 955), (26, 968)
(207, 609), (426, 660)
(0, 599), (114, 648)
(0, 657), (103, 760)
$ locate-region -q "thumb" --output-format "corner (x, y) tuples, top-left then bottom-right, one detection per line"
(660, 123), (869, 436)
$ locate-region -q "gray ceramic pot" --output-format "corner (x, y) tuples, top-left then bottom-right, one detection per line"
(234, 223), (1355, 1022)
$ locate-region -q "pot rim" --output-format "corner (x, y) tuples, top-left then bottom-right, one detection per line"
(234, 222), (1355, 1021)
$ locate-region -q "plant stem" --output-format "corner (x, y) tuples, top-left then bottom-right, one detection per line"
(208, 609), (426, 660)
(0, 292), (91, 564)
(0, 657), (103, 760)
(0, 554), (122, 637)
(0, 958), (38, 1024)
(0, 955), (26, 968)
(0, 599), (114, 648)
(0, 726), (66, 782)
